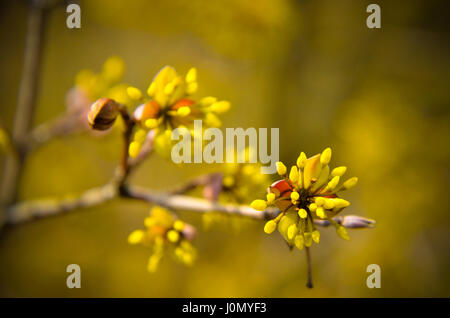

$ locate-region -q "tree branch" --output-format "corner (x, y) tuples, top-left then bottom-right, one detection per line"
(1, 2), (48, 227)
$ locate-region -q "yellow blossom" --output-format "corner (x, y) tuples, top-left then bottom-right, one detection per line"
(251, 199), (267, 211)
(127, 86), (143, 100)
(264, 220), (277, 234)
(249, 147), (372, 254)
(289, 166), (299, 183)
(276, 161), (287, 175)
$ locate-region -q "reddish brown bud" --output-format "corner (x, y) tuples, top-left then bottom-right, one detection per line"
(87, 98), (120, 130)
(181, 223), (197, 241)
(341, 215), (376, 228)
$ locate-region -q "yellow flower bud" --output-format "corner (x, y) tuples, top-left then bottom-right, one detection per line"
(167, 230), (180, 243)
(304, 232), (313, 247)
(315, 197), (325, 206)
(185, 67), (197, 83)
(251, 199), (267, 211)
(298, 208), (308, 219)
(290, 191), (300, 201)
(147, 81), (156, 96)
(294, 235), (304, 250)
(277, 211), (298, 241)
(312, 230), (320, 244)
(174, 247), (184, 258)
(323, 198), (335, 210)
(176, 106), (191, 117)
(276, 161), (287, 176)
(102, 56), (125, 82)
(343, 177), (358, 190)
(164, 82), (176, 95)
(327, 176), (340, 190)
(308, 203), (317, 212)
(210, 101), (231, 114)
(127, 86), (143, 100)
(145, 118), (159, 129)
(205, 112), (222, 127)
(320, 147), (332, 165)
(147, 254), (161, 272)
(173, 220), (185, 231)
(287, 224), (298, 240)
(144, 217), (155, 228)
(333, 198), (351, 209)
(264, 220), (277, 234)
(128, 230), (144, 244)
(128, 141), (141, 158)
(200, 96), (217, 106)
(186, 82), (198, 95)
(296, 152), (307, 168)
(266, 193), (276, 204)
(182, 252), (194, 266)
(331, 166), (347, 177)
(134, 129), (147, 142)
(289, 166), (299, 183)
(337, 226), (350, 240)
(223, 175), (235, 187)
(316, 207), (325, 219)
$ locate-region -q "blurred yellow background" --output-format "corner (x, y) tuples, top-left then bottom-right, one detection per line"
(0, 0), (449, 297)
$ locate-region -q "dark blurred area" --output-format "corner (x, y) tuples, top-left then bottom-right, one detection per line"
(0, 0), (449, 297)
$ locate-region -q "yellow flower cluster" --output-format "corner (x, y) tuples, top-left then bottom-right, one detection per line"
(250, 147), (358, 250)
(75, 56), (131, 105)
(127, 66), (230, 159)
(128, 206), (197, 272)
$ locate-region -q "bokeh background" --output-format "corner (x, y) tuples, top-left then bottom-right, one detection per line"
(0, 0), (449, 297)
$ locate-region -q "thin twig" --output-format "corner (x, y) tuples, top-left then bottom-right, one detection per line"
(169, 173), (222, 195)
(305, 247), (313, 289)
(114, 106), (135, 187)
(0, 2), (47, 225)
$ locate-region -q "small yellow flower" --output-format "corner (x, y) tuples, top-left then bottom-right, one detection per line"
(316, 207), (325, 219)
(287, 224), (298, 240)
(167, 230), (180, 243)
(320, 147), (332, 165)
(173, 220), (185, 231)
(128, 141), (141, 158)
(128, 230), (144, 244)
(337, 226), (350, 240)
(276, 161), (287, 176)
(127, 86), (143, 100)
(264, 220), (277, 234)
(312, 230), (320, 244)
(251, 199), (267, 211)
(185, 67), (197, 83)
(289, 166), (299, 183)
(296, 152), (307, 168)
(343, 177), (358, 190)
(298, 208), (308, 219)
(294, 235), (304, 250)
(331, 166), (347, 177)
(291, 191), (300, 201)
(266, 193), (276, 204)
